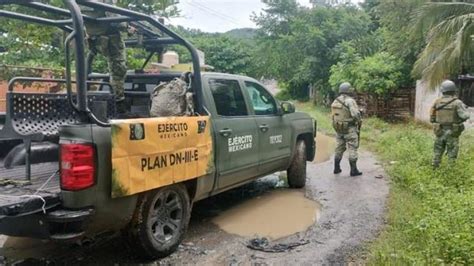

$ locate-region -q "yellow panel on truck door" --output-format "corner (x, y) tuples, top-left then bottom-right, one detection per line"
(110, 116), (213, 198)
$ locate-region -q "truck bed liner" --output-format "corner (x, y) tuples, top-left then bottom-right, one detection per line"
(0, 162), (60, 217)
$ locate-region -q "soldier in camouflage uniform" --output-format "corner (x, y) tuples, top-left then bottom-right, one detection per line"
(430, 80), (470, 168)
(81, 0), (128, 113)
(331, 82), (363, 176)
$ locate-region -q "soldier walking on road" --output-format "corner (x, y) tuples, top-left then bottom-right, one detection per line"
(81, 0), (128, 114)
(331, 82), (363, 176)
(430, 80), (470, 168)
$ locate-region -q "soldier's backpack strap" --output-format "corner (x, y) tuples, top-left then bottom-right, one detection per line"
(335, 97), (350, 111)
(435, 98), (457, 111)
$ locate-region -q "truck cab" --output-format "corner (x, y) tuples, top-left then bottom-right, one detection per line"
(202, 73), (315, 191)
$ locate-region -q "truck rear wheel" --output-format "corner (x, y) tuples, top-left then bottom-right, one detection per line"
(287, 140), (307, 188)
(127, 184), (191, 259)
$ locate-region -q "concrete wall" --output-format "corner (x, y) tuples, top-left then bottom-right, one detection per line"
(415, 80), (474, 129)
(415, 80), (440, 123)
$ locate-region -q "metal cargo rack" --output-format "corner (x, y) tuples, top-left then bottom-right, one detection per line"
(0, 0), (204, 215)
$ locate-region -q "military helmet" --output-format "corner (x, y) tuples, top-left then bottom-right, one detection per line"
(339, 82), (353, 94)
(440, 80), (457, 93)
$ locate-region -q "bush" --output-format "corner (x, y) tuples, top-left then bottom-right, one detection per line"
(329, 52), (404, 95)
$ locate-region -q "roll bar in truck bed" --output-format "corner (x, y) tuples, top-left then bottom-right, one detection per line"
(0, 0), (204, 180)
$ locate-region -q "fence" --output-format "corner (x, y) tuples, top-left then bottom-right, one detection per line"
(354, 88), (416, 121)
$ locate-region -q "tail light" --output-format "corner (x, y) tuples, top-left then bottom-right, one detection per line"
(60, 143), (96, 191)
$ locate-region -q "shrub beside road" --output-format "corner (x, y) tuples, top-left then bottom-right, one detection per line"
(298, 102), (474, 264)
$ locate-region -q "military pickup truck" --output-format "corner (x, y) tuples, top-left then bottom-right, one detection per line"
(0, 0), (316, 259)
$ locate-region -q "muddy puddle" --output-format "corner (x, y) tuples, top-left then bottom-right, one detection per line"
(212, 190), (320, 240)
(314, 133), (336, 163)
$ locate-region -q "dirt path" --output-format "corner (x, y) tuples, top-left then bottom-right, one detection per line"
(160, 150), (389, 265)
(0, 135), (389, 265)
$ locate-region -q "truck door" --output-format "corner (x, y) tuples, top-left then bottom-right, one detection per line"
(243, 81), (291, 174)
(206, 77), (259, 189)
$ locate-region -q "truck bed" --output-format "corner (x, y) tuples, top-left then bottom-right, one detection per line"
(0, 161), (60, 217)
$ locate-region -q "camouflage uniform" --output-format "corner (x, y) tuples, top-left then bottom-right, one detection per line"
(332, 94), (362, 161)
(430, 95), (470, 167)
(82, 0), (127, 101)
(331, 86), (363, 176)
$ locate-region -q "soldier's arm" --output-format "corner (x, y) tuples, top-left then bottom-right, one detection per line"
(347, 99), (362, 122)
(430, 102), (437, 123)
(456, 100), (471, 122)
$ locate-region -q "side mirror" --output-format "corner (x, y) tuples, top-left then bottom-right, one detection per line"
(281, 101), (295, 114)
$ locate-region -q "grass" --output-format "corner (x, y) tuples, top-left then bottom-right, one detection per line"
(295, 102), (334, 135)
(298, 102), (474, 265)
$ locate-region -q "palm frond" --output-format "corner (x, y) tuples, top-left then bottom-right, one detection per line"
(413, 2), (474, 31)
(412, 1), (474, 89)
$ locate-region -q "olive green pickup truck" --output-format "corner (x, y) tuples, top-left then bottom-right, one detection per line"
(0, 1), (316, 259)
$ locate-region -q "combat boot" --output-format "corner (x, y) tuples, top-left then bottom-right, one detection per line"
(333, 157), (342, 174)
(349, 160), (363, 176)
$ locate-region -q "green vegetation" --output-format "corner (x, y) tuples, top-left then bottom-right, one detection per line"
(412, 1), (474, 89)
(253, 1), (372, 100)
(300, 102), (474, 264)
(3, 0), (471, 95)
(0, 0), (180, 71)
(296, 102), (334, 135)
(329, 51), (405, 95)
(368, 126), (473, 265)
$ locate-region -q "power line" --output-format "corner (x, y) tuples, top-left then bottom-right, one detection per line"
(185, 1), (240, 25)
(192, 0), (242, 24)
(183, 1), (242, 26)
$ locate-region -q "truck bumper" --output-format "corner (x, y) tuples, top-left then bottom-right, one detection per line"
(0, 208), (94, 241)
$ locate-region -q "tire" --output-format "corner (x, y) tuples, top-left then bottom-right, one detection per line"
(287, 140), (307, 188)
(127, 184), (191, 259)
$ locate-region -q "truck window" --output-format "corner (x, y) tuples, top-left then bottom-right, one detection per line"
(209, 79), (248, 116)
(244, 81), (277, 115)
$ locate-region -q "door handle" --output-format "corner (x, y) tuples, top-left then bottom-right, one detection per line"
(259, 124), (269, 133)
(219, 128), (233, 137)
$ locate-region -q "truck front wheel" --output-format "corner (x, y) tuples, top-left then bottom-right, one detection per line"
(287, 140), (307, 188)
(127, 184), (191, 259)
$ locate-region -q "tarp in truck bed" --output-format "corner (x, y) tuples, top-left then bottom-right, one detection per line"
(0, 162), (59, 217)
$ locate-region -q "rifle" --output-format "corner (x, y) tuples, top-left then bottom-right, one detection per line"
(357, 120), (362, 146)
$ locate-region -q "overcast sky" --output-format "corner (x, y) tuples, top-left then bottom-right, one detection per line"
(170, 0), (363, 33)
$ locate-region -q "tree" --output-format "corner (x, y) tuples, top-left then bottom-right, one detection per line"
(366, 0), (427, 88)
(117, 0), (180, 17)
(252, 1), (372, 100)
(169, 27), (257, 76)
(330, 52), (404, 95)
(412, 1), (474, 89)
(192, 35), (255, 76)
(0, 1), (180, 70)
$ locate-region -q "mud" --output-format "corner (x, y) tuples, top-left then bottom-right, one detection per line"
(212, 190), (320, 240)
(0, 141), (389, 265)
(0, 237), (60, 260)
(314, 133), (336, 163)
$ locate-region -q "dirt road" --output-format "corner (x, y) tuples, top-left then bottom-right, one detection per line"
(0, 135), (389, 265)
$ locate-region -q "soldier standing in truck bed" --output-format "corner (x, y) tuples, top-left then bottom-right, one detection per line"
(331, 82), (363, 177)
(430, 80), (470, 168)
(81, 0), (128, 113)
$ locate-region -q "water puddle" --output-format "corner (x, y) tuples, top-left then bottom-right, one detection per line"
(212, 190), (320, 240)
(314, 133), (336, 163)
